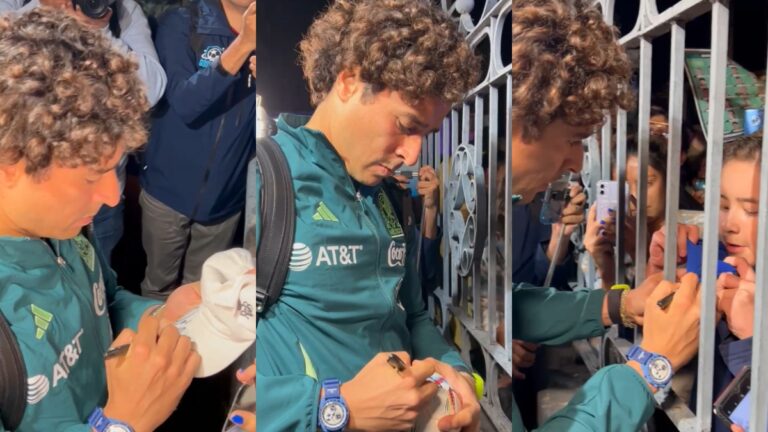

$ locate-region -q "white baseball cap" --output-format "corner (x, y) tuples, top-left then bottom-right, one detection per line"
(176, 248), (256, 378)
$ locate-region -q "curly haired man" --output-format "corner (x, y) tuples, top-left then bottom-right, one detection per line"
(255, 1), (482, 431)
(257, 0), (708, 431)
(0, 8), (202, 432)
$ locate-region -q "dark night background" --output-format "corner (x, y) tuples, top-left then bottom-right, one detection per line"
(256, 0), (767, 118)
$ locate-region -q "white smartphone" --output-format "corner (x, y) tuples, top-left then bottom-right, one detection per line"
(596, 180), (619, 222)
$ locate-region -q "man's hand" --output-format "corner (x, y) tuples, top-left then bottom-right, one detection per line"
(717, 256), (755, 339)
(239, 2), (256, 52)
(429, 361), (480, 432)
(417, 166), (440, 210)
(511, 340), (538, 380)
(647, 224), (700, 276)
(103, 315), (200, 432)
(636, 273), (701, 373)
(340, 352), (438, 431)
(624, 272), (664, 326)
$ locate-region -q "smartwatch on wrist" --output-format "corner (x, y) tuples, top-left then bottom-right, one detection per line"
(87, 407), (134, 432)
(318, 379), (349, 432)
(627, 345), (673, 391)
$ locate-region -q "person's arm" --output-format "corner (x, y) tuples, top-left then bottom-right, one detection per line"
(107, 0), (166, 107)
(255, 371), (321, 431)
(511, 284), (607, 344)
(401, 234), (467, 369)
(416, 226), (442, 294)
(719, 336), (752, 377)
(154, 9), (246, 125)
(534, 364), (655, 432)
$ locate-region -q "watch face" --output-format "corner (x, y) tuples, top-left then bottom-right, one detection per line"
(649, 357), (672, 383)
(321, 401), (347, 428)
(104, 425), (132, 432)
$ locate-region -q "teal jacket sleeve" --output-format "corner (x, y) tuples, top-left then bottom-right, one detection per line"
(400, 232), (467, 370)
(512, 284), (607, 344)
(93, 234), (160, 332)
(255, 371), (320, 431)
(534, 364), (655, 431)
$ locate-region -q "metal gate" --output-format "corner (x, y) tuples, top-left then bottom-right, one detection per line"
(432, 1), (767, 431)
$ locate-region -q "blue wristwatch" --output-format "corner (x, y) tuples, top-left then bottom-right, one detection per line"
(627, 345), (673, 391)
(87, 407), (134, 432)
(318, 379), (349, 432)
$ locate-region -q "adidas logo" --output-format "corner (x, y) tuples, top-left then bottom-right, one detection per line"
(312, 201), (338, 222)
(31, 304), (53, 340)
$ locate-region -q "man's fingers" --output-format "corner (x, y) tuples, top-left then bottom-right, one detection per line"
(717, 272), (740, 290)
(437, 407), (477, 432)
(408, 358), (437, 383)
(671, 273), (700, 310)
(647, 279), (676, 304)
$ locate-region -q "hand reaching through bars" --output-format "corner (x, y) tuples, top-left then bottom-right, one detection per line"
(547, 184), (586, 264)
(717, 256), (756, 340)
(647, 224), (701, 277)
(584, 203), (617, 288)
(631, 273), (701, 377)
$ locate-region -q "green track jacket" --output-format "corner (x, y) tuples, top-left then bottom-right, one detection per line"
(0, 234), (159, 431)
(255, 114), (655, 432)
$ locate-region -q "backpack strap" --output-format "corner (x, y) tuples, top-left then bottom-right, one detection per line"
(0, 311), (27, 430)
(255, 136), (295, 316)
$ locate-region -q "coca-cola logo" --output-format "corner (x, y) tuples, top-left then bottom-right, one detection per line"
(388, 241), (406, 267)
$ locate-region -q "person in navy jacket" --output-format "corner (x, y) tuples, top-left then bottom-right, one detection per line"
(139, 0), (255, 300)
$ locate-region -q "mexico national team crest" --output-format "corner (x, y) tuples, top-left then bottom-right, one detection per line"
(199, 45), (224, 68)
(72, 234), (95, 273)
(376, 190), (404, 239)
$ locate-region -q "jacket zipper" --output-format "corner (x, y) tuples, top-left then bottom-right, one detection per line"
(190, 85), (235, 220)
(351, 186), (398, 313)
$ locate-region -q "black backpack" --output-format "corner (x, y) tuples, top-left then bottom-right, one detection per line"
(255, 136), (296, 317)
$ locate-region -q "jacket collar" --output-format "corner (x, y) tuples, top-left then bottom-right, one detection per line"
(276, 113), (381, 197)
(195, 0), (236, 38)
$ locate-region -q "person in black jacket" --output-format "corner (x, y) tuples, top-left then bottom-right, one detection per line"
(139, 0), (255, 301)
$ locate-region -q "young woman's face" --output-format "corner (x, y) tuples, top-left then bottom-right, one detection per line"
(626, 155), (666, 227)
(720, 159), (761, 267)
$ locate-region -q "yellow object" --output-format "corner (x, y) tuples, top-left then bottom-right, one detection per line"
(471, 372), (484, 399)
(610, 284), (630, 291)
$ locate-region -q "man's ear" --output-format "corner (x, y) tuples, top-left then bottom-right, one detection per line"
(333, 69), (363, 103)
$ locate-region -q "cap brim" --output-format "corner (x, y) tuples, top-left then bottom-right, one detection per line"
(178, 307), (254, 378)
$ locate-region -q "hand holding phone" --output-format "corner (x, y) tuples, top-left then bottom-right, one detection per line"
(714, 366), (752, 431)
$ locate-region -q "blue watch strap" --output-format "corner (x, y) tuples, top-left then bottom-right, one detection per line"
(87, 407), (134, 432)
(319, 378), (348, 432)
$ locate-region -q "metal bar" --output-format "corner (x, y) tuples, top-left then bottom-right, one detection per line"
(451, 110), (460, 300)
(488, 86), (499, 348)
(616, 109), (627, 284)
(601, 115), (613, 181)
(663, 22), (686, 280)
(473, 95), (484, 329)
(619, 0), (711, 47)
(696, 3), (729, 431)
(749, 45), (768, 432)
(503, 74), (513, 361)
(635, 37), (652, 285)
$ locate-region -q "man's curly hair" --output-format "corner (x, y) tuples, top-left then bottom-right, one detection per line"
(299, 0), (479, 106)
(512, 0), (634, 139)
(0, 8), (149, 177)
